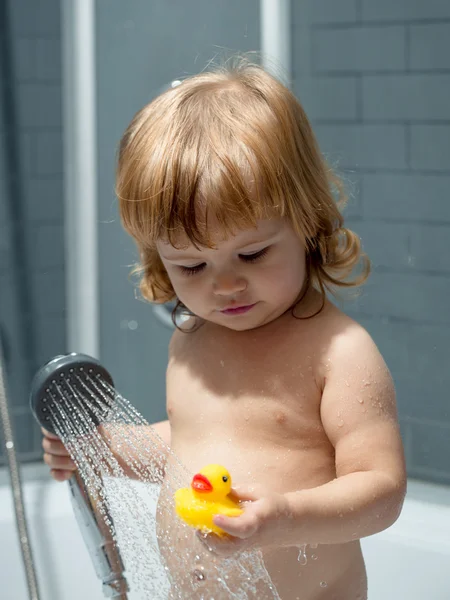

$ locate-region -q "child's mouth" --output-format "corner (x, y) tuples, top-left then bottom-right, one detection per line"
(220, 303), (257, 315)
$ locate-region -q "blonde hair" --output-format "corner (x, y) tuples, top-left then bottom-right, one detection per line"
(116, 57), (370, 312)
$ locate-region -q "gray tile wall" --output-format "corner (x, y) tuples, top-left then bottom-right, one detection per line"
(0, 0), (65, 464)
(292, 1), (450, 484)
(2, 0), (449, 484)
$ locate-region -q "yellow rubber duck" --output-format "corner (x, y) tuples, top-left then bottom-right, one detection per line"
(174, 464), (243, 536)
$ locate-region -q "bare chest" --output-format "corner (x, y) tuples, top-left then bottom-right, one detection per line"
(166, 322), (333, 479)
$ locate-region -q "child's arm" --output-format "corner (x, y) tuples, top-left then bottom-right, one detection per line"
(98, 420), (171, 481)
(150, 419), (171, 446)
(285, 325), (406, 545)
(211, 325), (406, 551)
(42, 420), (171, 483)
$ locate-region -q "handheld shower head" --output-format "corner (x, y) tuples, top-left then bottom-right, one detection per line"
(30, 353), (129, 599)
(30, 352), (114, 436)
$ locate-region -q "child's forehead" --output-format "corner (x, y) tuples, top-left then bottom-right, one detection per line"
(158, 218), (284, 252)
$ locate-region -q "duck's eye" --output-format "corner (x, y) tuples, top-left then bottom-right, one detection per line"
(222, 476), (228, 482)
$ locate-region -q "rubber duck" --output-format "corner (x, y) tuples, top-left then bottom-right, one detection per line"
(174, 464), (243, 536)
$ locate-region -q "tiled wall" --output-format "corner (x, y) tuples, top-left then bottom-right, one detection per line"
(292, 0), (450, 484)
(0, 0), (65, 463)
(2, 0), (449, 484)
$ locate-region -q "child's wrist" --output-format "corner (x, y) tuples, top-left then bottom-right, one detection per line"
(283, 490), (314, 545)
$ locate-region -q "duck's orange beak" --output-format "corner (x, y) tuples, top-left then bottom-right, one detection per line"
(191, 473), (213, 493)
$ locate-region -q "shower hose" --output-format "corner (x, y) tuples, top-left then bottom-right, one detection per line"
(0, 336), (41, 599)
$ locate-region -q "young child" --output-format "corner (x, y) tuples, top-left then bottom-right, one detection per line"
(42, 59), (406, 599)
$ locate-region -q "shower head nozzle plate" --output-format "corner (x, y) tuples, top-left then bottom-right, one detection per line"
(30, 353), (114, 436)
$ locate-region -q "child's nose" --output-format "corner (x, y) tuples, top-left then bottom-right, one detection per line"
(212, 271), (247, 296)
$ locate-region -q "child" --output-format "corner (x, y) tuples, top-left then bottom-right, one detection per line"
(42, 58), (406, 599)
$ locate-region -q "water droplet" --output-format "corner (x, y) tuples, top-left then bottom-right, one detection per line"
(297, 545), (308, 565)
(311, 554), (318, 560)
(320, 581), (328, 588)
(192, 568), (206, 582)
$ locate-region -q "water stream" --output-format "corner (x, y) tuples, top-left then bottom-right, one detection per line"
(48, 372), (281, 599)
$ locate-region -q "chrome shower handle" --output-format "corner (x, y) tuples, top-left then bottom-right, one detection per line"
(68, 472), (129, 598)
(29, 353), (129, 598)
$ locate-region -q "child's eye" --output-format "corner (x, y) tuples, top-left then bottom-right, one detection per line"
(179, 263), (206, 276)
(239, 247), (270, 262)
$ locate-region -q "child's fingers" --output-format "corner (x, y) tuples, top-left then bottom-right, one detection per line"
(42, 436), (70, 457)
(50, 469), (74, 482)
(41, 427), (60, 440)
(41, 428), (75, 482)
(213, 511), (258, 539)
(196, 530), (247, 557)
(43, 453), (76, 471)
(229, 484), (264, 503)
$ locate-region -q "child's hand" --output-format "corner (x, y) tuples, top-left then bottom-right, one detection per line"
(197, 484), (291, 557)
(41, 427), (76, 481)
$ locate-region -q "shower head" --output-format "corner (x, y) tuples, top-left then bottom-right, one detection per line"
(30, 353), (129, 597)
(30, 353), (114, 436)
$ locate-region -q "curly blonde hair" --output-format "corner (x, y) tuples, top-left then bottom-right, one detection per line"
(116, 57), (370, 313)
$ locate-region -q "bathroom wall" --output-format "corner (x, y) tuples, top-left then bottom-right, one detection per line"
(94, 0), (260, 421)
(1, 0), (449, 486)
(291, 0), (450, 484)
(0, 0), (65, 463)
(0, 0), (260, 462)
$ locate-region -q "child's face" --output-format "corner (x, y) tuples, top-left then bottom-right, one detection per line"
(157, 218), (307, 331)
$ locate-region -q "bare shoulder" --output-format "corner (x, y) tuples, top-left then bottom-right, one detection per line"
(295, 299), (390, 390)
(307, 299), (381, 359)
(315, 301), (398, 432)
(323, 302), (385, 365)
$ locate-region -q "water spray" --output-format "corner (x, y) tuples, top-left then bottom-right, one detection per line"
(29, 353), (129, 599)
